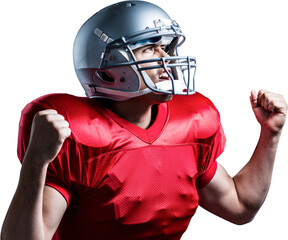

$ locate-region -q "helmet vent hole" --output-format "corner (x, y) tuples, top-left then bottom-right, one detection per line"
(97, 71), (115, 83)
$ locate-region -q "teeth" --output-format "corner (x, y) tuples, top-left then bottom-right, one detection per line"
(160, 73), (169, 79)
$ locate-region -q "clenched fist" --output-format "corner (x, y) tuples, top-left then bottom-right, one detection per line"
(250, 90), (287, 134)
(25, 109), (71, 164)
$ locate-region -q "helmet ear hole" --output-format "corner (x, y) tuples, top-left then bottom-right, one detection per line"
(97, 71), (115, 83)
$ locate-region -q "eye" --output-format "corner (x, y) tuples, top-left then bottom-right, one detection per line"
(143, 46), (154, 53)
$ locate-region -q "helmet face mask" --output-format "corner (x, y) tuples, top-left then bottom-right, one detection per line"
(73, 0), (196, 101)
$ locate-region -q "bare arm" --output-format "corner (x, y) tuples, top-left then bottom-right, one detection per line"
(198, 90), (287, 225)
(1, 110), (71, 240)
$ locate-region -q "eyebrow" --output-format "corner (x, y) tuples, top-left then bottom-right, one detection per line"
(144, 44), (168, 48)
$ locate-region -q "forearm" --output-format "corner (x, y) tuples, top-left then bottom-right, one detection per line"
(1, 109), (71, 239)
(199, 91), (287, 225)
(233, 128), (282, 212)
(1, 154), (49, 240)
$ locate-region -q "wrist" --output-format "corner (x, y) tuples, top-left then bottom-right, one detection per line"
(20, 152), (50, 187)
(259, 127), (282, 149)
(24, 143), (56, 165)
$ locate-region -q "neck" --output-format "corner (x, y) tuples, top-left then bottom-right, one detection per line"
(99, 97), (158, 129)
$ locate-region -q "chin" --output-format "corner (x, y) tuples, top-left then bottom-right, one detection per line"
(138, 92), (173, 104)
(153, 93), (173, 103)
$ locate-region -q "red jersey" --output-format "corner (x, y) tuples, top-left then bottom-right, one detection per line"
(17, 93), (226, 240)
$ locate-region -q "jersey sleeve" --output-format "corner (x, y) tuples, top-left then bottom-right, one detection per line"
(196, 124), (226, 189)
(17, 99), (79, 205)
(44, 138), (80, 204)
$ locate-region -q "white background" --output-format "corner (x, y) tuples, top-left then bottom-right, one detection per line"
(0, 0), (287, 239)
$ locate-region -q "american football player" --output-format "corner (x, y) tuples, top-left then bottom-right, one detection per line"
(1, 1), (287, 240)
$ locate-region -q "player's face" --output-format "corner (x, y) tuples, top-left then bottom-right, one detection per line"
(133, 44), (171, 91)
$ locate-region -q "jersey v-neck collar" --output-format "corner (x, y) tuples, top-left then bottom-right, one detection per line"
(101, 103), (169, 144)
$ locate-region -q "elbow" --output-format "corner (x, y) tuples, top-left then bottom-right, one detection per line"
(230, 195), (265, 225)
(231, 215), (255, 225)
(229, 208), (259, 225)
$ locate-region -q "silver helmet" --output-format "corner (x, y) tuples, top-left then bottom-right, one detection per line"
(73, 0), (196, 100)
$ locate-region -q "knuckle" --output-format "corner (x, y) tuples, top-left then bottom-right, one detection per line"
(34, 111), (44, 120)
(270, 99), (276, 106)
(261, 91), (269, 99)
(258, 90), (266, 96)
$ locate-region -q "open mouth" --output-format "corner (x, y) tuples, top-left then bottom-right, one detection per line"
(159, 68), (172, 81)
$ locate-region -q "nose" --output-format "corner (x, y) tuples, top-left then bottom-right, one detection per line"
(158, 48), (170, 64)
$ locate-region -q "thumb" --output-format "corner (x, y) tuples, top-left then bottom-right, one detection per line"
(250, 90), (258, 109)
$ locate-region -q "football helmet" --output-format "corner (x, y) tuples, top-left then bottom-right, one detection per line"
(73, 0), (196, 100)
